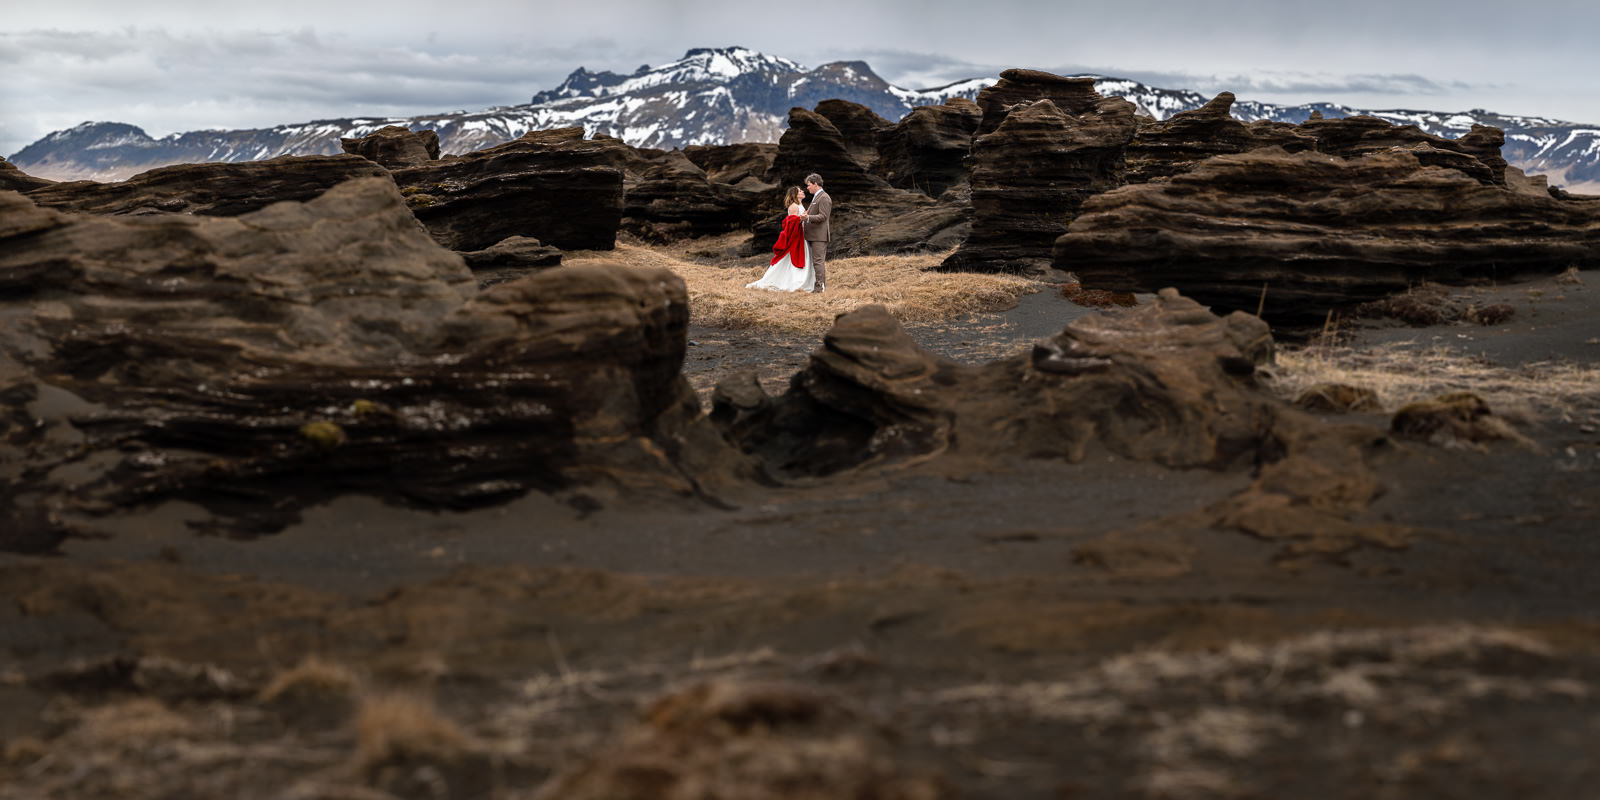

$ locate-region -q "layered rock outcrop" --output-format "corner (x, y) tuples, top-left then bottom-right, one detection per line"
(1058, 147), (1600, 326)
(813, 99), (893, 171)
(682, 143), (778, 186)
(941, 96), (1137, 274)
(874, 98), (982, 197)
(1122, 92), (1315, 184)
(974, 69), (1109, 134)
(622, 150), (765, 240)
(0, 179), (724, 545)
(1299, 115), (1510, 185)
(714, 291), (1409, 557)
(0, 157), (54, 192)
(715, 290), (1278, 476)
(22, 155), (391, 217)
(339, 125), (442, 168)
(391, 128), (624, 251)
(768, 107), (895, 199)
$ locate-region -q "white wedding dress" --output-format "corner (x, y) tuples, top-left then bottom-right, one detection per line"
(745, 203), (815, 292)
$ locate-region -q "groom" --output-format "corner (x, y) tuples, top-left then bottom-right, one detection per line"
(801, 173), (831, 293)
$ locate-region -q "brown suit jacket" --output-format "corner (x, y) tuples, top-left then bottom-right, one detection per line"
(802, 189), (831, 243)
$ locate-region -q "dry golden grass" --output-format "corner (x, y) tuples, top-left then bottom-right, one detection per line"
(1267, 343), (1600, 422)
(259, 655), (361, 705)
(353, 693), (472, 772)
(565, 242), (1038, 335)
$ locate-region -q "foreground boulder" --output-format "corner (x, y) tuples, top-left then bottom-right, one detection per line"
(22, 155), (391, 216)
(715, 290), (1278, 475)
(340, 125), (442, 168)
(391, 128), (624, 251)
(1057, 147), (1600, 326)
(0, 179), (725, 546)
(941, 96), (1137, 274)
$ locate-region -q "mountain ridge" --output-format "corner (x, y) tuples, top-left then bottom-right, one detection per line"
(11, 46), (1599, 192)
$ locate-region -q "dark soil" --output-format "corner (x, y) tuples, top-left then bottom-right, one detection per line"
(3, 270), (1598, 800)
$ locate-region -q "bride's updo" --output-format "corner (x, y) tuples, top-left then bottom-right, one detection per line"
(783, 186), (803, 209)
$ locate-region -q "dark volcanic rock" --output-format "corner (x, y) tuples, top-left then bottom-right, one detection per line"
(748, 106), (967, 257)
(1057, 147), (1600, 326)
(813, 99), (893, 171)
(1299, 115), (1510, 186)
(623, 150), (764, 240)
(714, 290), (1406, 554)
(22, 155), (391, 217)
(392, 128), (624, 251)
(0, 178), (726, 544)
(874, 98), (982, 197)
(1124, 92), (1316, 184)
(682, 142), (778, 186)
(768, 107), (894, 199)
(975, 69), (1107, 135)
(458, 236), (563, 270)
(340, 125), (442, 168)
(0, 157), (54, 192)
(941, 97), (1138, 274)
(715, 290), (1281, 476)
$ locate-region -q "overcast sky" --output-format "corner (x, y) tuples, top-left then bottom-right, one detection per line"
(4, 0), (1597, 157)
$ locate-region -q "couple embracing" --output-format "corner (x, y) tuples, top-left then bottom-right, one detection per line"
(747, 173), (831, 294)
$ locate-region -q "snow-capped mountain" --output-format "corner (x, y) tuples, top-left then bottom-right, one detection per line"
(10, 46), (1599, 192)
(8, 47), (993, 182)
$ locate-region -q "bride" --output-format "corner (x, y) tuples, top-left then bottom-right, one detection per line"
(745, 187), (814, 292)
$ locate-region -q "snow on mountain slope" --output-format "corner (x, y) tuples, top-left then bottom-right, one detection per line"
(11, 46), (1600, 190)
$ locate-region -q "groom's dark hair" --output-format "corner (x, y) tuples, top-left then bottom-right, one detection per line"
(805, 173), (823, 186)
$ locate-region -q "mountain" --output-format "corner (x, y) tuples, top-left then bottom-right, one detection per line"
(10, 46), (1599, 192)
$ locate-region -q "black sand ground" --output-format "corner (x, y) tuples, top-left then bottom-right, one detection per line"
(3, 269), (1598, 799)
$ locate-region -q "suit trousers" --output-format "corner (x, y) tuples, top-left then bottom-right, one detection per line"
(807, 239), (827, 289)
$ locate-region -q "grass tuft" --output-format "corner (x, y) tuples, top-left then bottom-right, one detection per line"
(1268, 342), (1600, 422)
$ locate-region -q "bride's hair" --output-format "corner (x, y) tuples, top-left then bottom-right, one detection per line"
(784, 186), (802, 208)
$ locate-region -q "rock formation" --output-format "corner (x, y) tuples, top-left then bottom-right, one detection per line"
(622, 150), (765, 240)
(746, 105), (969, 257)
(974, 69), (1109, 134)
(457, 236), (563, 272)
(0, 179), (727, 545)
(683, 143), (778, 185)
(714, 291), (1410, 558)
(813, 99), (893, 171)
(1122, 92), (1316, 184)
(391, 128), (625, 251)
(339, 125), (442, 168)
(0, 157), (54, 192)
(1057, 147), (1600, 326)
(874, 98), (982, 197)
(714, 290), (1278, 476)
(768, 107), (895, 199)
(21, 155), (391, 217)
(941, 96), (1137, 274)
(1299, 115), (1510, 185)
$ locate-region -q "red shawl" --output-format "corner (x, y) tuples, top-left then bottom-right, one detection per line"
(770, 215), (807, 269)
